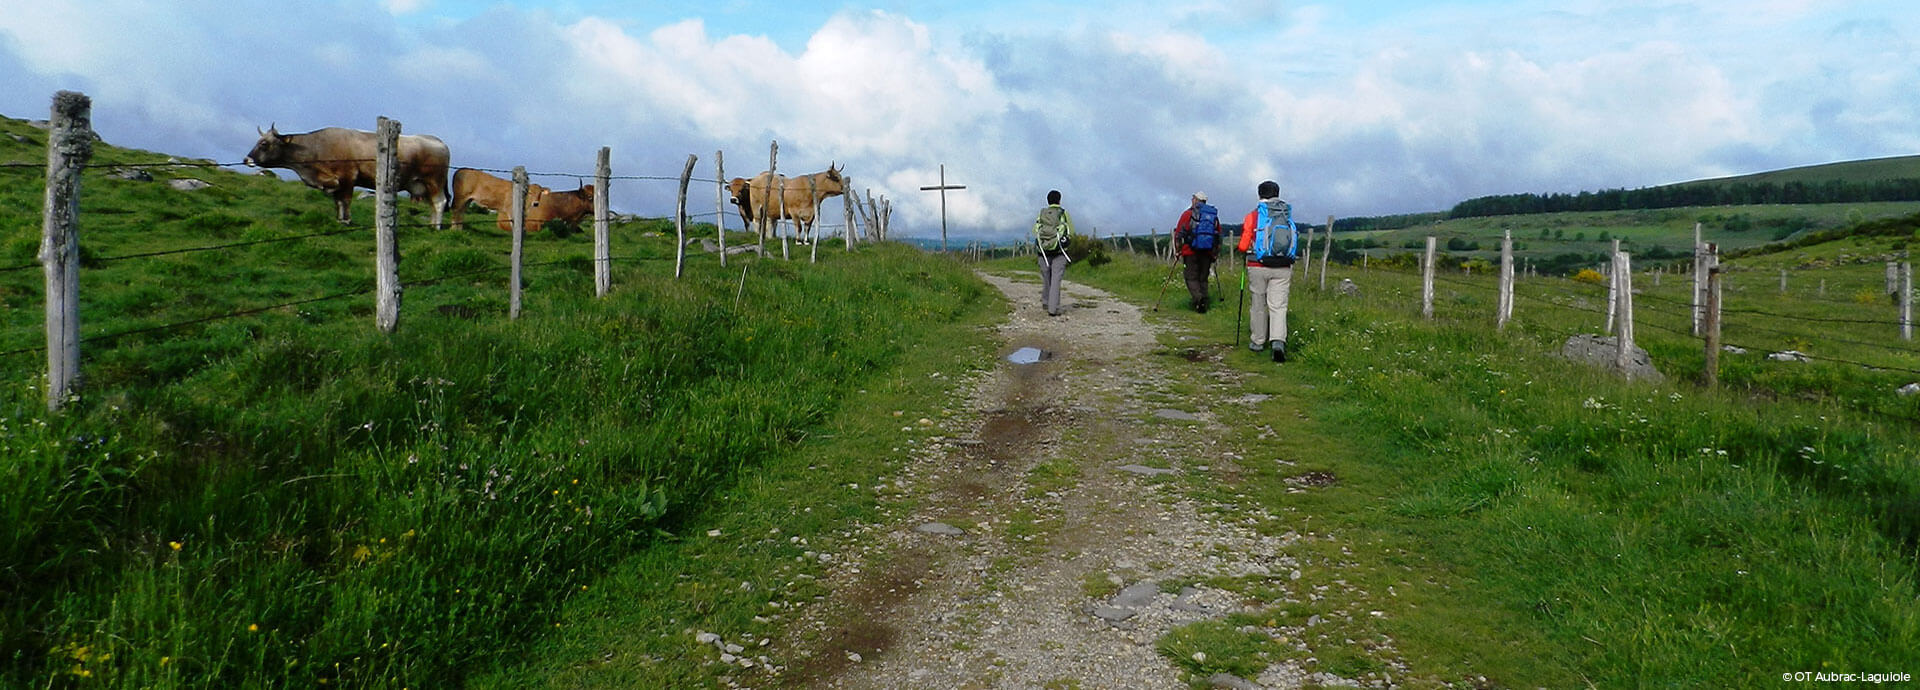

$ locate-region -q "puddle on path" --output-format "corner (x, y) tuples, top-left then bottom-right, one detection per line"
(1007, 346), (1049, 364)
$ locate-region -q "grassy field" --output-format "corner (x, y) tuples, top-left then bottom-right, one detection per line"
(0, 116), (1001, 687)
(1022, 235), (1920, 685)
(1340, 202), (1920, 269)
(1677, 154), (1920, 188)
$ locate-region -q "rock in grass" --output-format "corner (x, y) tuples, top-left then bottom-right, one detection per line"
(1899, 383), (1920, 396)
(1558, 334), (1664, 383)
(1767, 350), (1810, 363)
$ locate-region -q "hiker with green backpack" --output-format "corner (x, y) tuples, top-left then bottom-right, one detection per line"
(1032, 189), (1075, 317)
(1173, 191), (1221, 313)
(1236, 180), (1298, 363)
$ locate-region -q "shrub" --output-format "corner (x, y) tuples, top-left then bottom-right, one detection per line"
(1572, 268), (1607, 285)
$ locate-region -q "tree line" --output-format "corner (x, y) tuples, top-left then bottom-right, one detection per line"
(1446, 178), (1920, 219)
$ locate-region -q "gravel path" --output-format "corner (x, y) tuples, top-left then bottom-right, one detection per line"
(782, 271), (1402, 689)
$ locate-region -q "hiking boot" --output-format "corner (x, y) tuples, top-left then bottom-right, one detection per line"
(1249, 340), (1263, 352)
(1272, 341), (1287, 363)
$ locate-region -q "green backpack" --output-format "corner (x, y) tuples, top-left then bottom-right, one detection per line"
(1034, 206), (1067, 253)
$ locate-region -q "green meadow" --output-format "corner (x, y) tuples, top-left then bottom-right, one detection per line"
(1042, 226), (1920, 685)
(0, 115), (1000, 687)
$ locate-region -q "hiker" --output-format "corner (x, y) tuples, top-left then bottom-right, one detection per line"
(1032, 189), (1075, 317)
(1238, 180), (1298, 363)
(1172, 191), (1220, 313)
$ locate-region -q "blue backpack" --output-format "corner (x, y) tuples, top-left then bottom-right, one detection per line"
(1188, 203), (1219, 252)
(1253, 200), (1296, 267)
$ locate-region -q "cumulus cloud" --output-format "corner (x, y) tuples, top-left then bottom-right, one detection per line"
(0, 1), (1914, 242)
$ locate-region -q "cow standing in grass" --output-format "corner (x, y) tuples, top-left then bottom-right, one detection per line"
(739, 164), (846, 245)
(244, 125), (451, 229)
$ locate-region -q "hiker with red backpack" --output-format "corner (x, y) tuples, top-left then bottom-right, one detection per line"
(1172, 192), (1220, 313)
(1237, 180), (1298, 363)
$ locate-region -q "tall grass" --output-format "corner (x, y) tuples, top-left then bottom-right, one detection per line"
(0, 116), (989, 686)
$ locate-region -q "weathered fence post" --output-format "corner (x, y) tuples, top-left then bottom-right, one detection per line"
(1692, 222), (1705, 335)
(374, 117), (403, 333)
(1605, 238), (1620, 334)
(1903, 262), (1913, 341)
(714, 149), (729, 268)
(763, 141), (776, 257)
(1704, 264), (1722, 388)
(807, 174), (818, 264)
(1300, 222), (1314, 277)
(1888, 262), (1899, 297)
(1320, 214), (1334, 290)
(676, 153), (696, 279)
(1779, 268), (1788, 295)
(1615, 251), (1635, 371)
(41, 90), (90, 411)
(1421, 236), (1437, 319)
(509, 166), (526, 320)
(594, 146), (611, 297)
(1497, 230), (1514, 331)
(843, 175), (855, 252)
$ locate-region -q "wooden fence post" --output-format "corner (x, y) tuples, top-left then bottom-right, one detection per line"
(1605, 238), (1620, 334)
(843, 175), (855, 252)
(763, 141), (777, 257)
(1704, 265), (1722, 388)
(1497, 230), (1514, 331)
(1300, 222), (1314, 277)
(1903, 262), (1913, 341)
(374, 117), (403, 333)
(1421, 236), (1437, 319)
(41, 90), (90, 411)
(1888, 262), (1899, 297)
(1779, 268), (1788, 295)
(1692, 222), (1705, 335)
(1320, 214), (1334, 290)
(807, 174), (818, 264)
(1615, 251), (1635, 371)
(715, 150), (729, 268)
(509, 166), (526, 320)
(676, 153), (696, 279)
(594, 146), (611, 297)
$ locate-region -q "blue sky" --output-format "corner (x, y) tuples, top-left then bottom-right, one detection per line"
(2, 0), (1915, 242)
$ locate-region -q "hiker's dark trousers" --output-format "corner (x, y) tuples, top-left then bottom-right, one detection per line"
(1182, 251), (1214, 310)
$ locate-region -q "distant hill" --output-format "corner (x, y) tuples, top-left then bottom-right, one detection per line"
(1442, 155), (1920, 220)
(1671, 154), (1920, 189)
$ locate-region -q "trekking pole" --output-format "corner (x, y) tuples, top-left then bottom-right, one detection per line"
(1235, 254), (1246, 347)
(1152, 251), (1179, 311)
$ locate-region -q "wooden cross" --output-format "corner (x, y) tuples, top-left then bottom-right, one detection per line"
(918, 163), (966, 252)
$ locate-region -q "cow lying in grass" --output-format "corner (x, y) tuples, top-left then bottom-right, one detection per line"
(450, 168), (596, 232)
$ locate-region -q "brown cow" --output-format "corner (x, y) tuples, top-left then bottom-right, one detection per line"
(727, 177), (754, 228)
(526, 185), (595, 232)
(451, 167), (549, 231)
(244, 125), (450, 228)
(743, 164), (845, 245)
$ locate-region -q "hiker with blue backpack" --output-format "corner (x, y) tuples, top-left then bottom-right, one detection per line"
(1237, 180), (1298, 363)
(1032, 189), (1076, 317)
(1173, 192), (1220, 313)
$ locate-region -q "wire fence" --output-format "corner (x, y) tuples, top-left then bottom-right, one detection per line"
(6, 105), (899, 410)
(1316, 239), (1920, 423)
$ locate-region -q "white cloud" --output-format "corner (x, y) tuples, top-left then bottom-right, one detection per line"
(0, 1), (1914, 240)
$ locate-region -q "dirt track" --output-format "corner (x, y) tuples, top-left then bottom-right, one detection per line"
(779, 271), (1400, 689)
